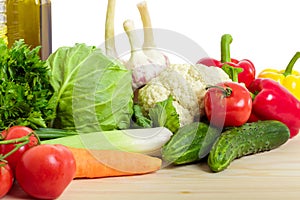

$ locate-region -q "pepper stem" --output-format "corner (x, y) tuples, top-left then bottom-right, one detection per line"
(222, 64), (243, 82)
(283, 52), (300, 76)
(221, 34), (233, 63)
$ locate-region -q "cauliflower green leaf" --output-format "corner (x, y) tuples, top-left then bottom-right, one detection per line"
(132, 104), (152, 128)
(149, 96), (180, 133)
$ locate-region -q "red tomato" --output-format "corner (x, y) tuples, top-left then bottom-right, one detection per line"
(0, 126), (38, 173)
(15, 144), (76, 199)
(0, 162), (14, 198)
(204, 82), (252, 127)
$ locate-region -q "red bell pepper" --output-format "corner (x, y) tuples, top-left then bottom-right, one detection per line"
(248, 78), (300, 138)
(197, 34), (256, 87)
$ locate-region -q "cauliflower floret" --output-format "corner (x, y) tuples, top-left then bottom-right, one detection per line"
(138, 83), (170, 111)
(138, 63), (231, 126)
(195, 64), (231, 85)
(172, 100), (195, 127)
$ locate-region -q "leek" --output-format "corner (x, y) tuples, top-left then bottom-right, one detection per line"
(41, 127), (173, 156)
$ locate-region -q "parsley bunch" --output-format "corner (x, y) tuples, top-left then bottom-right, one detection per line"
(0, 39), (55, 129)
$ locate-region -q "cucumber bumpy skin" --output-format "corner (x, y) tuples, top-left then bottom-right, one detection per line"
(208, 120), (290, 172)
(162, 122), (220, 165)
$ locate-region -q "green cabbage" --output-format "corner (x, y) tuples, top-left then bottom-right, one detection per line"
(47, 43), (133, 132)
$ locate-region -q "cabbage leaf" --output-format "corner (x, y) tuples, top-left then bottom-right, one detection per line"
(47, 43), (133, 132)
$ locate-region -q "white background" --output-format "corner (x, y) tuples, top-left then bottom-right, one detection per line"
(51, 0), (300, 73)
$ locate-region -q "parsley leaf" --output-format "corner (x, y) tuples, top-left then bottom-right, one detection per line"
(0, 39), (55, 129)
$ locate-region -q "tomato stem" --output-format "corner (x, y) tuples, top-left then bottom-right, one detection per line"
(0, 161), (7, 167)
(0, 134), (30, 145)
(0, 131), (40, 162)
(32, 131), (41, 145)
(206, 85), (232, 97)
(1, 140), (29, 161)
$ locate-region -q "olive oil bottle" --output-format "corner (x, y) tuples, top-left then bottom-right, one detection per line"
(0, 0), (8, 44)
(6, 0), (52, 60)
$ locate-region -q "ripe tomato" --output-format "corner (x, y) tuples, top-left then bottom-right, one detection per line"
(15, 144), (76, 199)
(0, 162), (14, 198)
(0, 126), (38, 173)
(204, 82), (252, 127)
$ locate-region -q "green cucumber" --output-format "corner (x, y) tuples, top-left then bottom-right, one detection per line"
(208, 120), (290, 172)
(162, 122), (221, 165)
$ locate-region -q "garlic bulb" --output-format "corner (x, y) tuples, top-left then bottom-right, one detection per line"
(123, 20), (166, 90)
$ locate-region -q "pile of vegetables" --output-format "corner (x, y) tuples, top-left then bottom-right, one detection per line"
(162, 33), (300, 172)
(0, 125), (162, 199)
(1, 0), (300, 199)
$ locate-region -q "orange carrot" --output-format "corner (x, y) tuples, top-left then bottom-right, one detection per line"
(67, 147), (162, 179)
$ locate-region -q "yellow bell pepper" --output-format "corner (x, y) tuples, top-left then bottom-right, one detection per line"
(258, 52), (300, 100)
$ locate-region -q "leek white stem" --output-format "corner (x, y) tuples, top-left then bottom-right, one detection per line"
(42, 127), (173, 156)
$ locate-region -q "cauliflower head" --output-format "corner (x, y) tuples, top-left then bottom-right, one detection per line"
(138, 63), (231, 126)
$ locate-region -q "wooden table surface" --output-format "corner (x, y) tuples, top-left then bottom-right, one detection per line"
(4, 134), (300, 200)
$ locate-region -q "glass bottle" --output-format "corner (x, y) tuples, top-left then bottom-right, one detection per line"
(6, 0), (52, 60)
(0, 0), (7, 44)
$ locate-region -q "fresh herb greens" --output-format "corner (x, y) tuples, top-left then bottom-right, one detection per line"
(0, 39), (55, 129)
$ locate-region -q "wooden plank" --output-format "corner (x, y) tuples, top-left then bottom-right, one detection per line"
(5, 135), (300, 200)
